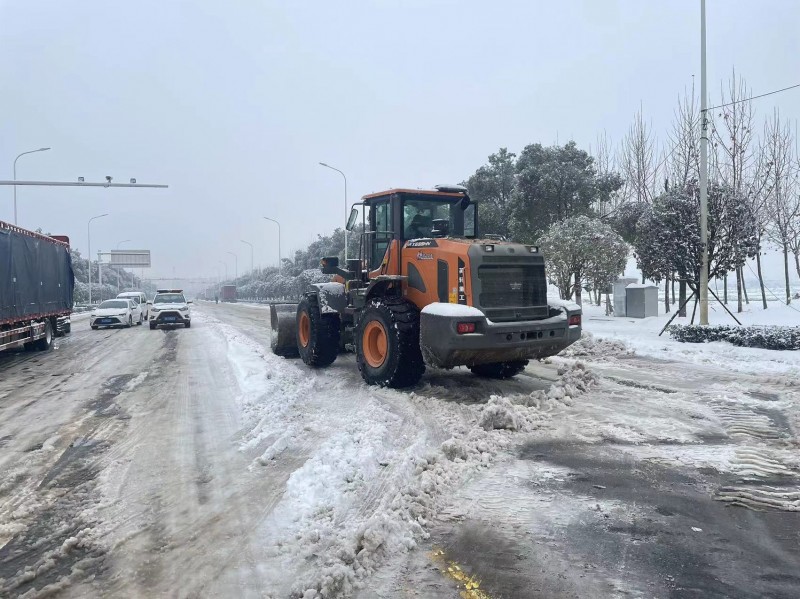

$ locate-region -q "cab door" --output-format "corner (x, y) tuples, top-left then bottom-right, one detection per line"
(367, 199), (399, 276)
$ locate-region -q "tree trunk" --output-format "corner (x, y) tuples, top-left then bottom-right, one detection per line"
(736, 268), (743, 313)
(574, 273), (582, 306)
(723, 274), (728, 304)
(664, 278), (670, 314)
(679, 279), (687, 317)
(671, 274), (676, 307)
(756, 250), (768, 310)
(740, 266), (749, 305)
(784, 243), (791, 304)
(605, 292), (612, 316)
(794, 250), (800, 280)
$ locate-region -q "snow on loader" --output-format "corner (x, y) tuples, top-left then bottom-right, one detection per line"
(270, 185), (582, 388)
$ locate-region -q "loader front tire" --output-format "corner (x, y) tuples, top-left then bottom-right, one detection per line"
(356, 297), (424, 388)
(470, 360), (528, 379)
(297, 295), (339, 368)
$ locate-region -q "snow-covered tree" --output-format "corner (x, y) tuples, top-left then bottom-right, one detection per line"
(510, 141), (623, 243)
(465, 148), (516, 238)
(539, 215), (628, 305)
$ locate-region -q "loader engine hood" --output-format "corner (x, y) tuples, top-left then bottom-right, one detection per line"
(401, 237), (549, 323)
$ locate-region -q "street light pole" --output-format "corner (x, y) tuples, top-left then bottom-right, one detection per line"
(699, 0), (710, 325)
(87, 213), (109, 306)
(227, 251), (238, 281)
(240, 240), (254, 276)
(116, 239), (132, 294)
(263, 216), (282, 272)
(13, 147), (51, 225)
(319, 162), (348, 261)
(219, 260), (228, 281)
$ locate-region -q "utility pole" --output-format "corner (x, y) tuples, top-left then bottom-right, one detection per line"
(98, 251), (103, 302)
(699, 0), (710, 325)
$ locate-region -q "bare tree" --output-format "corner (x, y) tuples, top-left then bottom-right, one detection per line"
(712, 70), (758, 312)
(620, 108), (659, 204)
(667, 86), (701, 315)
(763, 109), (799, 305)
(668, 87), (701, 188)
(592, 131), (621, 216)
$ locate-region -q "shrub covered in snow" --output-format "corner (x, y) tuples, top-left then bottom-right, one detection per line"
(668, 324), (800, 351)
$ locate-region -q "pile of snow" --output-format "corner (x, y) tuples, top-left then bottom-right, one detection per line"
(421, 303), (485, 318)
(477, 363), (600, 433)
(560, 331), (633, 361)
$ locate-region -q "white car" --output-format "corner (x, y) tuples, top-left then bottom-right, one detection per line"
(117, 291), (149, 321)
(91, 299), (138, 329)
(149, 289), (192, 329)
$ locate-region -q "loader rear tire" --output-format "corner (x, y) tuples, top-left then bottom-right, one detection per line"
(297, 295), (339, 368)
(356, 297), (424, 388)
(470, 360), (528, 379)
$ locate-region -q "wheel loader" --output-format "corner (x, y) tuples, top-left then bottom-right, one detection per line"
(270, 185), (582, 388)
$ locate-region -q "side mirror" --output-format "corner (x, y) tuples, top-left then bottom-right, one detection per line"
(346, 207), (359, 231)
(320, 256), (340, 274)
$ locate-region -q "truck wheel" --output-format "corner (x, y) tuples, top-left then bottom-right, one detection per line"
(149, 322), (157, 330)
(297, 295), (339, 367)
(138, 314), (143, 325)
(356, 297), (424, 388)
(185, 320), (191, 328)
(91, 325), (98, 330)
(34, 320), (54, 351)
(126, 316), (133, 328)
(470, 360), (528, 379)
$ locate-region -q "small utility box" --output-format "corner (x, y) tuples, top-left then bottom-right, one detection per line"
(613, 278), (639, 317)
(625, 284), (659, 318)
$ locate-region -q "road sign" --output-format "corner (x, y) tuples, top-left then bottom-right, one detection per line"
(110, 250), (151, 268)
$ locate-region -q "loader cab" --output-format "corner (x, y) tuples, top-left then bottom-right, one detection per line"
(357, 186), (478, 272)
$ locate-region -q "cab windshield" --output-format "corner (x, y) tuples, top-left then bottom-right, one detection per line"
(402, 197), (476, 240)
(154, 294), (186, 304)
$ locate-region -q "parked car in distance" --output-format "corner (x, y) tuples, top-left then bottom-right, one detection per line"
(117, 291), (148, 323)
(149, 289), (192, 329)
(91, 299), (137, 329)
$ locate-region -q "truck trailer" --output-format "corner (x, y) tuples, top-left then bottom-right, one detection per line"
(220, 285), (237, 303)
(0, 220), (74, 354)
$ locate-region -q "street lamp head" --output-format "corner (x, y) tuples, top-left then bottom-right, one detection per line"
(39, 147), (51, 152)
(319, 162), (328, 167)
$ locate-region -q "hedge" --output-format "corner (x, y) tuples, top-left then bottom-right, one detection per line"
(667, 324), (800, 351)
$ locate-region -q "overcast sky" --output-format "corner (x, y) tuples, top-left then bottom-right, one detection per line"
(2, 0), (798, 283)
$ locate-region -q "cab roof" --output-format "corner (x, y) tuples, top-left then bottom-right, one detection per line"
(362, 188), (465, 201)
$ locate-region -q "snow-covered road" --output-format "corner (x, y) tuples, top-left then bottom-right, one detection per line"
(0, 302), (798, 598)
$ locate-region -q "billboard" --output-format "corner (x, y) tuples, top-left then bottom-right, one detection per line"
(110, 250), (151, 268)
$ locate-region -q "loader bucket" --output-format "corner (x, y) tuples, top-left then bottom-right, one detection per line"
(270, 303), (300, 357)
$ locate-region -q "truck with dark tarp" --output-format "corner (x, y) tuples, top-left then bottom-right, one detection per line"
(220, 284), (237, 303)
(0, 220), (74, 354)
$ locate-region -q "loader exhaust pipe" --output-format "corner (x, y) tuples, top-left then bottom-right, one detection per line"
(270, 303), (300, 357)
